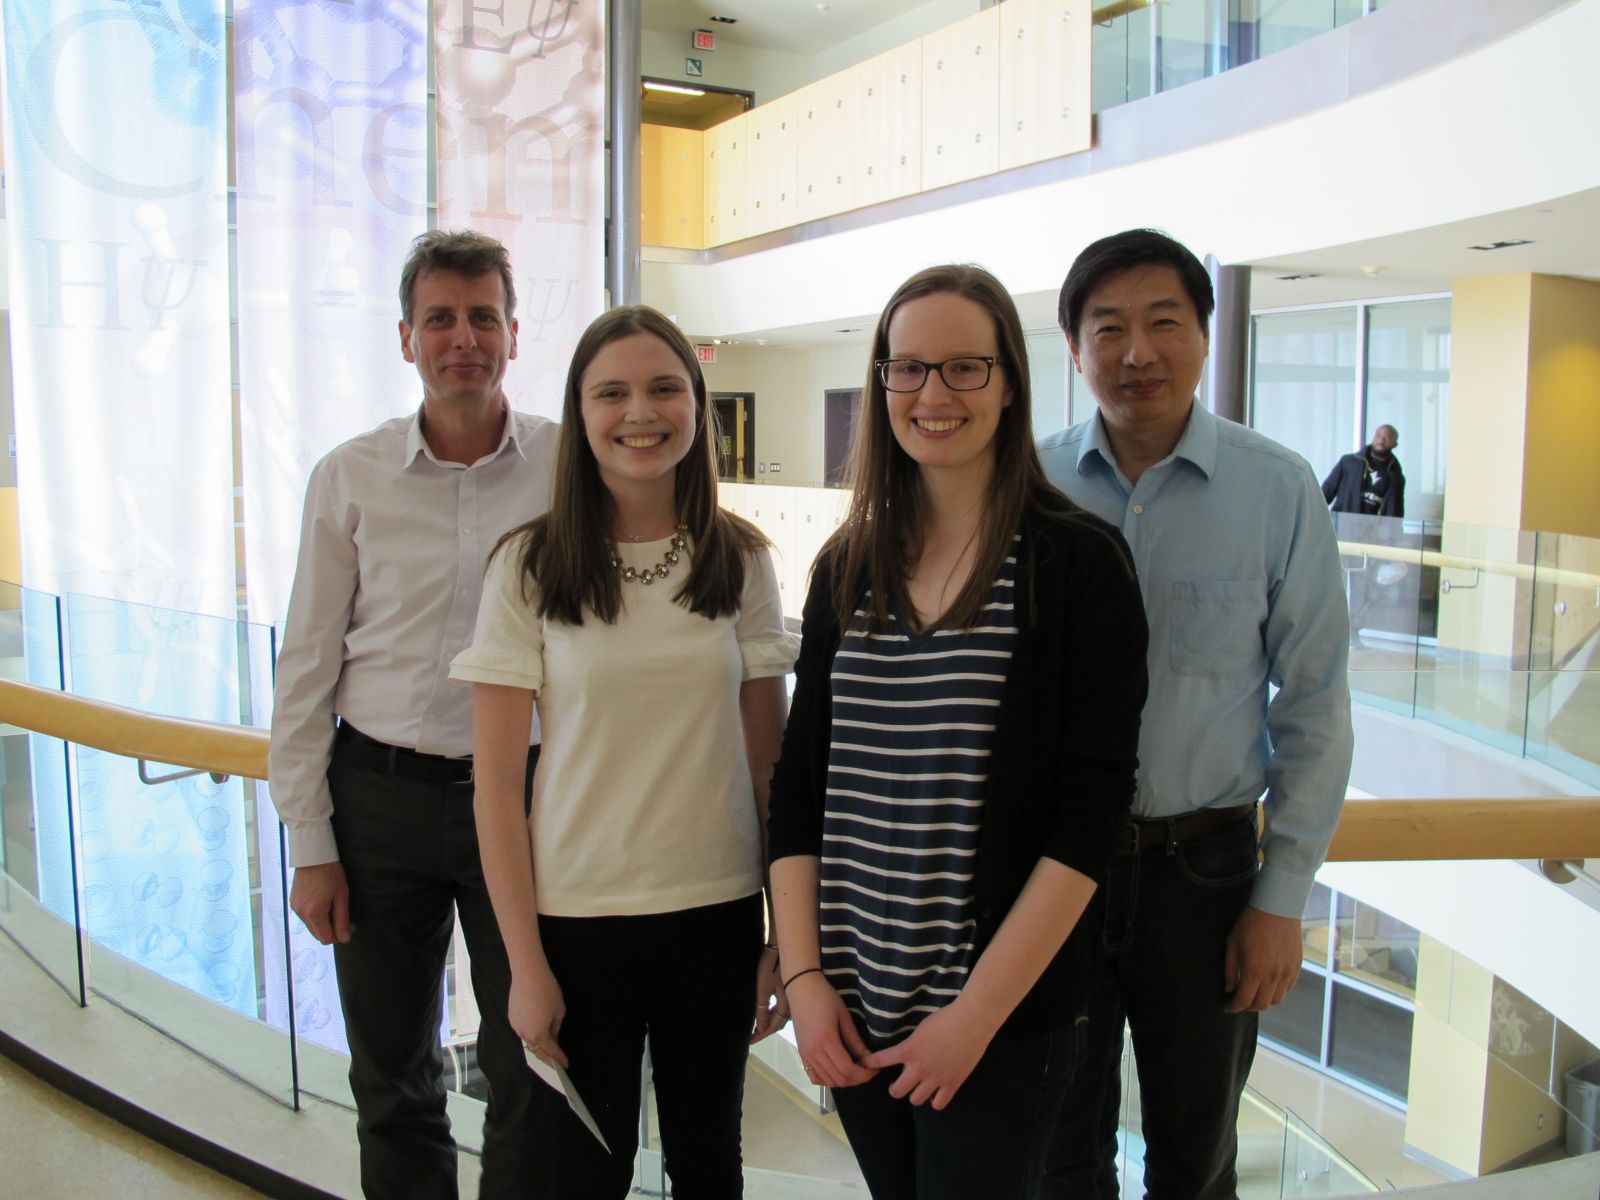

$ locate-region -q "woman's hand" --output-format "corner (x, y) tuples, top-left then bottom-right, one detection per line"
(861, 999), (995, 1110)
(751, 946), (789, 1043)
(509, 963), (569, 1070)
(786, 971), (876, 1088)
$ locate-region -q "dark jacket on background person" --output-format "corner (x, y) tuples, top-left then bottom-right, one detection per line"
(1322, 448), (1405, 518)
(766, 506), (1148, 1038)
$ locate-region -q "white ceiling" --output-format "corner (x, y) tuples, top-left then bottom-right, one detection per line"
(641, 0), (937, 56)
(671, 186), (1600, 349)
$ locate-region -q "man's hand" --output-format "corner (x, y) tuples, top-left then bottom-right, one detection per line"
(289, 862), (354, 946)
(1224, 906), (1302, 1013)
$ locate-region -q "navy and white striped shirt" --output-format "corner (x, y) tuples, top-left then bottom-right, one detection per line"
(818, 540), (1020, 1046)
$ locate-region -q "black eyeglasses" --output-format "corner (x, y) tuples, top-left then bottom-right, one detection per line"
(875, 356), (997, 392)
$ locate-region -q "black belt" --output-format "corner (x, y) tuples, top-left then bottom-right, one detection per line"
(1118, 804), (1257, 855)
(335, 723), (474, 785)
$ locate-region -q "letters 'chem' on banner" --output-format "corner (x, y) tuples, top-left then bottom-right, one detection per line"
(436, 0), (606, 420)
(232, 0), (431, 1053)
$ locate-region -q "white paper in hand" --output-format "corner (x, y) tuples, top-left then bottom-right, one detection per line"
(523, 1045), (611, 1153)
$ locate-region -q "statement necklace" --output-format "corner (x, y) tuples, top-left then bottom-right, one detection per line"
(609, 525), (688, 585)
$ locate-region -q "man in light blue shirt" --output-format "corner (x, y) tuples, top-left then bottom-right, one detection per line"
(1037, 230), (1352, 1200)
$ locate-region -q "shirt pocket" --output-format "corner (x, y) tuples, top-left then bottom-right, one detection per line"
(1169, 580), (1266, 676)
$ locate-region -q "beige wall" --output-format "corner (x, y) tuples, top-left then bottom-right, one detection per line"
(700, 344), (825, 485)
(1440, 273), (1600, 666)
(1524, 274), (1600, 541)
(641, 1), (982, 103)
(641, 29), (809, 104)
(1406, 935), (1491, 1175)
(0, 488), (18, 584)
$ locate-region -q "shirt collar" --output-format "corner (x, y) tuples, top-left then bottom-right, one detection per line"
(1075, 399), (1217, 481)
(403, 405), (524, 468)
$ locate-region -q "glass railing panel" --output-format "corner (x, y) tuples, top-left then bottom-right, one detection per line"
(1524, 529), (1600, 789)
(1280, 1106), (1376, 1197)
(1337, 512), (1426, 719)
(1091, 5), (1155, 112)
(1415, 521), (1538, 757)
(0, 582), (84, 1001)
(1091, 0), (1372, 114)
(58, 593), (291, 1103)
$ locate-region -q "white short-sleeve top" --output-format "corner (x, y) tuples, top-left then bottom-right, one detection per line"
(450, 530), (799, 918)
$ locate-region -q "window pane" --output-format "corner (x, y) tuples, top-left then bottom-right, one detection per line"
(1365, 298), (1450, 520)
(1329, 983), (1414, 1100)
(1332, 897), (1420, 1001)
(1260, 967), (1327, 1061)
(1026, 330), (1069, 440)
(1300, 882), (1333, 967)
(1251, 308), (1358, 479)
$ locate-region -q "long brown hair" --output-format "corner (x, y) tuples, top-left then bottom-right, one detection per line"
(831, 264), (1082, 630)
(494, 305), (767, 625)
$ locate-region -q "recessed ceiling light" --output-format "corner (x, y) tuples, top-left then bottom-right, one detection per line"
(1468, 239), (1534, 251)
(1276, 273), (1321, 282)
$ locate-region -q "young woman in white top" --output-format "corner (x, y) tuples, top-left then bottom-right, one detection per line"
(450, 306), (798, 1198)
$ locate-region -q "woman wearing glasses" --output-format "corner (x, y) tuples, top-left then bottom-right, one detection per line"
(767, 265), (1149, 1198)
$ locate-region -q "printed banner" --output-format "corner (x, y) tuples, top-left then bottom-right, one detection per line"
(1, 0), (246, 1015)
(233, 0), (430, 626)
(435, 0), (606, 419)
(232, 0), (430, 1047)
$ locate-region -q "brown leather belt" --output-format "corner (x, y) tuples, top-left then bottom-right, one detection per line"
(1118, 804), (1257, 855)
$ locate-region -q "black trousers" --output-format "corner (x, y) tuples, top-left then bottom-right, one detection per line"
(831, 1021), (1076, 1200)
(526, 893), (764, 1200)
(329, 739), (540, 1200)
(1041, 816), (1261, 1200)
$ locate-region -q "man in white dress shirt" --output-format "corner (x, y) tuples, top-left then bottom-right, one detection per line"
(269, 230), (557, 1199)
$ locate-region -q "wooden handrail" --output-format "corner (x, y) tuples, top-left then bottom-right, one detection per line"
(1326, 798), (1600, 862)
(1, 679), (1596, 863)
(0, 678), (268, 781)
(1336, 539), (1600, 591)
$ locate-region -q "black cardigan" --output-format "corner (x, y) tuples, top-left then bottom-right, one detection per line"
(767, 506), (1149, 1038)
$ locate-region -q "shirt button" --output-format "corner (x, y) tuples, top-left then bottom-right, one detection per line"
(1133, 505), (1144, 515)
(462, 527), (473, 535)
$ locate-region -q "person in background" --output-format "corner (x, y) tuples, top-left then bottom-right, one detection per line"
(1038, 228), (1354, 1200)
(769, 264), (1148, 1200)
(1323, 424), (1405, 519)
(451, 305), (798, 1199)
(269, 229), (554, 1199)
(1323, 425), (1406, 647)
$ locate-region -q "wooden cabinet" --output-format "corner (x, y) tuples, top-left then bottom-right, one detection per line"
(999, 0), (1092, 171)
(795, 73), (857, 224)
(640, 124), (704, 249)
(920, 6), (999, 191)
(855, 43), (921, 208)
(703, 113), (749, 246)
(746, 96), (797, 237)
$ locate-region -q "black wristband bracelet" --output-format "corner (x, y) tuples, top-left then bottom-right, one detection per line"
(782, 966), (825, 990)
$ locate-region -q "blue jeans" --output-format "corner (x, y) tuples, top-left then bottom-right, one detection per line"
(1041, 815), (1261, 1200)
(832, 1022), (1077, 1200)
